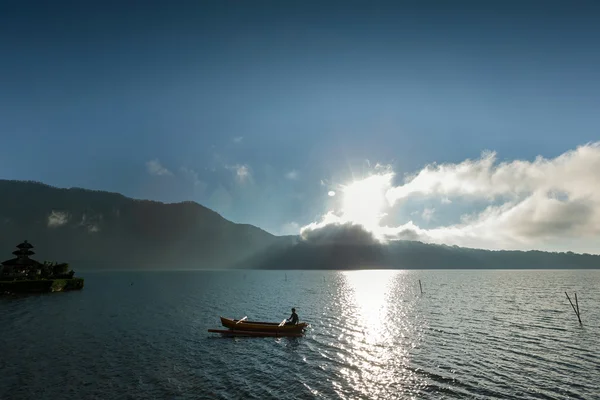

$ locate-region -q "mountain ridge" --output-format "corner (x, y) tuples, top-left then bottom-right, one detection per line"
(0, 179), (279, 269)
(1, 179), (598, 270)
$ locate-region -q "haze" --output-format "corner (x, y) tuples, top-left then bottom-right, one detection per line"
(1, 1), (599, 253)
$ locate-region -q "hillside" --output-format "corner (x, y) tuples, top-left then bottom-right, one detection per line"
(244, 240), (600, 269)
(1, 179), (598, 270)
(0, 180), (280, 269)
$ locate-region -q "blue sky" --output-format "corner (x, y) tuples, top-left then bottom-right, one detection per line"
(1, 1), (600, 251)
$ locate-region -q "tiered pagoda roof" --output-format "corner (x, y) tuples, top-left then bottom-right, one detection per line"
(1, 240), (42, 267)
(13, 249), (35, 256)
(16, 241), (34, 249)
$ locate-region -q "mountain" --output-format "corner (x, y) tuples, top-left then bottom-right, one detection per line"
(245, 240), (600, 269)
(0, 180), (282, 269)
(1, 179), (598, 270)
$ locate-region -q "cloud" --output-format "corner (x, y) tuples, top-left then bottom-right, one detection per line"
(386, 144), (600, 204)
(233, 136), (244, 144)
(146, 159), (173, 176)
(285, 170), (299, 180)
(378, 194), (598, 250)
(227, 164), (251, 183)
(301, 221), (378, 246)
(48, 211), (69, 227)
(303, 143), (600, 253)
(422, 207), (435, 222)
(78, 213), (102, 233)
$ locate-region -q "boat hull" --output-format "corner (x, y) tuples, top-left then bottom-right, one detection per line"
(208, 329), (303, 337)
(220, 317), (307, 333)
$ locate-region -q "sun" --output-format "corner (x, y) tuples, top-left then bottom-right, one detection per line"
(340, 174), (393, 229)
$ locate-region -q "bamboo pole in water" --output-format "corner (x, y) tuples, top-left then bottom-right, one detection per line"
(575, 293), (581, 322)
(565, 292), (582, 325)
(419, 280), (423, 294)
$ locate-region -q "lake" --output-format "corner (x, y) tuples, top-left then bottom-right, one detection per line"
(1, 270), (599, 399)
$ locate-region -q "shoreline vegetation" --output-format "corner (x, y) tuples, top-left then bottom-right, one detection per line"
(1, 240), (84, 295)
(0, 278), (84, 295)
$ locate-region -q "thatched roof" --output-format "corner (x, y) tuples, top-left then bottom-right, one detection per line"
(1, 257), (43, 267)
(12, 249), (35, 256)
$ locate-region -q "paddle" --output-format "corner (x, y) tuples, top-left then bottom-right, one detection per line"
(236, 316), (248, 324)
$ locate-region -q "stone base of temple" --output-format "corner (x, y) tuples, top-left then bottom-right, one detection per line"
(0, 278), (84, 295)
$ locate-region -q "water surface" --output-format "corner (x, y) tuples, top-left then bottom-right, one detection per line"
(1, 270), (599, 399)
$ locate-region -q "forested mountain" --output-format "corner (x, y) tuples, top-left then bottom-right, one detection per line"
(0, 180), (282, 269)
(1, 180), (598, 270)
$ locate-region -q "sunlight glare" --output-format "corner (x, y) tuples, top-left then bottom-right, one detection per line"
(341, 174), (393, 229)
(343, 270), (399, 344)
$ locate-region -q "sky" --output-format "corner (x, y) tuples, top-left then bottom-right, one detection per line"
(1, 1), (600, 253)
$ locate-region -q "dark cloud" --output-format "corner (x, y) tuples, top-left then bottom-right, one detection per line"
(301, 222), (378, 246)
(387, 228), (422, 242)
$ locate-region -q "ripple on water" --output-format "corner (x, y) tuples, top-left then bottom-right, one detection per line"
(1, 269), (600, 399)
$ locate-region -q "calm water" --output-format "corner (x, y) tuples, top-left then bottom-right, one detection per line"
(1, 270), (599, 399)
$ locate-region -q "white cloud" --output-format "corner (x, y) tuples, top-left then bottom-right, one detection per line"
(387, 144), (600, 204)
(233, 136), (244, 144)
(48, 211), (69, 227)
(301, 211), (345, 237)
(78, 213), (102, 233)
(285, 170), (299, 180)
(302, 143), (600, 253)
(146, 159), (172, 176)
(227, 164), (251, 183)
(422, 207), (435, 222)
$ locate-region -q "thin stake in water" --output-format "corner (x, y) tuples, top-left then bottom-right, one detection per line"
(419, 279), (423, 294)
(565, 292), (582, 325)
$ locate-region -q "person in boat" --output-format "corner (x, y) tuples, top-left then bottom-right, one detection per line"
(285, 308), (299, 325)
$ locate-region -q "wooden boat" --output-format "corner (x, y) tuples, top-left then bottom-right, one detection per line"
(207, 329), (304, 338)
(215, 316), (308, 336)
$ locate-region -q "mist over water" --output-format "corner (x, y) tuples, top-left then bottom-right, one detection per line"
(1, 270), (599, 399)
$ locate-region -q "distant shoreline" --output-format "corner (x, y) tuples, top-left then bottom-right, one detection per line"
(74, 267), (600, 272)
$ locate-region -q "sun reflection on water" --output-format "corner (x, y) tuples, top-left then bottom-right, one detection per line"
(342, 270), (398, 345)
(329, 270), (427, 399)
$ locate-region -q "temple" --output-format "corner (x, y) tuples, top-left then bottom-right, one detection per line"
(0, 240), (83, 294)
(0, 240), (44, 279)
